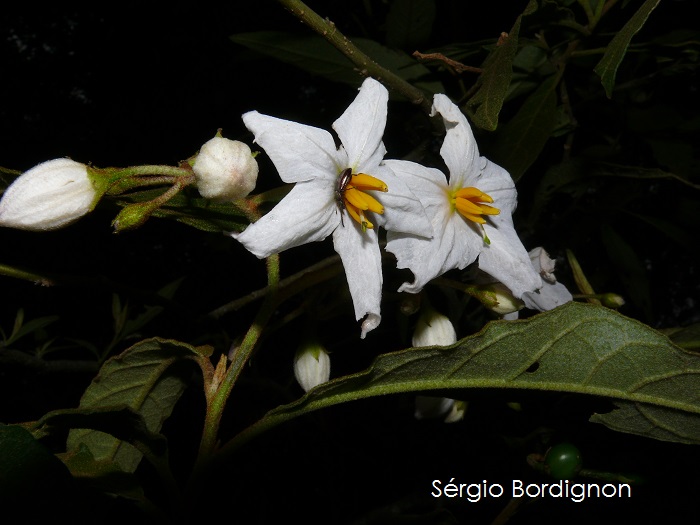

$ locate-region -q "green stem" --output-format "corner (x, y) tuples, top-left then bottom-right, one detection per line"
(276, 0), (432, 115)
(195, 201), (280, 461)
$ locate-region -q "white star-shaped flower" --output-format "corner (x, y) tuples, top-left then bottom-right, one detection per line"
(234, 78), (432, 338)
(385, 94), (542, 298)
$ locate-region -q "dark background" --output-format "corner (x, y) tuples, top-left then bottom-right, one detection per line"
(2, 1), (699, 523)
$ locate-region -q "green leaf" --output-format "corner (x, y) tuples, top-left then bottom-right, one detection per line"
(66, 338), (201, 473)
(226, 303), (700, 451)
(0, 424), (77, 512)
(662, 323), (700, 351)
(600, 225), (652, 321)
(464, 0), (538, 130)
(594, 0), (662, 98)
(487, 74), (559, 181)
(230, 31), (444, 96)
(386, 0), (436, 50)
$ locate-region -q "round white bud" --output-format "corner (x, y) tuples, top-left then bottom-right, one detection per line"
(192, 137), (258, 201)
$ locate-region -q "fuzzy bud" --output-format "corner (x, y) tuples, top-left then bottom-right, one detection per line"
(0, 158), (97, 231)
(294, 342), (331, 393)
(192, 137), (258, 201)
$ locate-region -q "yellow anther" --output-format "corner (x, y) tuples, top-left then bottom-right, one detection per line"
(351, 173), (388, 192)
(455, 187), (493, 203)
(336, 171), (386, 230)
(451, 186), (499, 225)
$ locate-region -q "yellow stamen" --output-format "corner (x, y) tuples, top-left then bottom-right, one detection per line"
(451, 186), (500, 225)
(337, 171), (386, 230)
(351, 173), (388, 192)
(345, 187), (384, 213)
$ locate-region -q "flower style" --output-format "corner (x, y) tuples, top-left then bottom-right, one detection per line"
(385, 94), (541, 299)
(234, 78), (432, 338)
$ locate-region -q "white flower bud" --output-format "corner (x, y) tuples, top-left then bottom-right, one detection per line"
(192, 137), (258, 201)
(412, 306), (457, 348)
(293, 343), (331, 393)
(0, 158), (96, 231)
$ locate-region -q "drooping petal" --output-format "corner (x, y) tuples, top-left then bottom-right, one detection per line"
(242, 111), (342, 184)
(478, 214), (542, 298)
(234, 181), (339, 258)
(431, 94), (481, 189)
(522, 281), (573, 311)
(332, 220), (383, 338)
(333, 78), (388, 174)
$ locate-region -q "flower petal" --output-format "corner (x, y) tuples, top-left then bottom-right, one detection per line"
(242, 111), (342, 184)
(333, 78), (388, 173)
(387, 211), (481, 294)
(479, 214), (542, 298)
(431, 94), (481, 189)
(233, 181), (338, 258)
(522, 281), (573, 311)
(332, 221), (383, 338)
(472, 159), (518, 215)
(370, 163), (432, 237)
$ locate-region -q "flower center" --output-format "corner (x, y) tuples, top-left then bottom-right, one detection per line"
(336, 170), (387, 230)
(450, 187), (499, 224)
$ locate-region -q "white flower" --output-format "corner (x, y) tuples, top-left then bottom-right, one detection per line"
(234, 78), (432, 338)
(192, 136), (258, 201)
(0, 158), (96, 231)
(385, 94), (541, 299)
(521, 247), (573, 311)
(294, 343), (331, 392)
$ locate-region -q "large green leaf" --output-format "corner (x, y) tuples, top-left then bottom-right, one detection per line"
(594, 0), (662, 98)
(224, 303), (700, 454)
(66, 338), (202, 473)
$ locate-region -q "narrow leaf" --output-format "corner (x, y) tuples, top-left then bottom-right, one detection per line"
(487, 74), (559, 180)
(464, 0), (538, 130)
(594, 0), (662, 98)
(226, 303), (700, 452)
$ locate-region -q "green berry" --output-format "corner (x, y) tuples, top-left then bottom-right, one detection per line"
(544, 442), (582, 480)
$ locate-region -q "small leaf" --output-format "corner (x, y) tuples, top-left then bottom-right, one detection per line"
(594, 0), (662, 98)
(66, 338), (201, 473)
(566, 249), (599, 302)
(227, 303), (700, 451)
